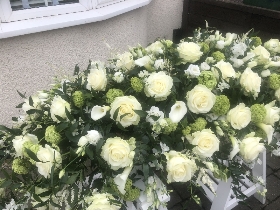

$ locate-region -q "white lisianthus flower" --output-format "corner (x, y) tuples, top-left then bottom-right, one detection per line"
(231, 42), (247, 57)
(85, 193), (120, 210)
(263, 101), (280, 125)
(230, 57), (244, 68)
(257, 123), (274, 144)
(213, 60), (236, 81)
(146, 106), (164, 125)
(50, 96), (71, 122)
(165, 150), (197, 183)
(36, 144), (62, 178)
(101, 137), (135, 170)
(154, 59), (165, 70)
(215, 40), (225, 49)
(144, 71), (173, 101)
(22, 95), (41, 112)
(146, 41), (164, 54)
(114, 166), (132, 194)
(184, 64), (201, 77)
(112, 71), (124, 83)
(177, 42), (203, 64)
(86, 67), (107, 91)
(12, 134), (39, 157)
(229, 136), (240, 160)
(240, 67), (261, 98)
(135, 55), (154, 71)
(91, 105), (110, 121)
(186, 84), (216, 114)
(115, 52), (134, 72)
(188, 129), (220, 158)
(239, 136), (265, 163)
(261, 69), (271, 77)
(252, 45), (271, 64)
(200, 62), (210, 71)
(138, 70), (149, 78)
(78, 130), (103, 147)
(206, 57), (215, 64)
(110, 96), (142, 127)
(227, 103), (251, 130)
(169, 101), (187, 123)
(264, 39), (280, 54)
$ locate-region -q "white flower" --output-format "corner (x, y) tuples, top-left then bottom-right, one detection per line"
(257, 123), (274, 144)
(37, 91), (49, 103)
(252, 45), (271, 64)
(50, 96), (71, 122)
(78, 130), (103, 147)
(239, 136), (265, 162)
(36, 144), (62, 178)
(138, 70), (149, 78)
(240, 67), (261, 98)
(154, 59), (165, 70)
(177, 42), (203, 64)
(169, 101), (187, 123)
(86, 67), (107, 91)
(275, 88), (280, 101)
(135, 55), (154, 71)
(160, 142), (170, 153)
(112, 72), (124, 83)
(101, 137), (135, 170)
(91, 105), (110, 121)
(206, 57), (215, 64)
(114, 166), (132, 194)
(146, 106), (164, 125)
(188, 129), (220, 158)
(115, 52), (134, 72)
(110, 96), (142, 127)
(144, 71), (173, 101)
(225, 33), (237, 45)
(231, 43), (247, 57)
(12, 134), (38, 157)
(146, 41), (164, 54)
(261, 69), (271, 77)
(165, 150), (197, 183)
(85, 193), (120, 210)
(242, 52), (255, 62)
(184, 64), (201, 77)
(229, 136), (240, 160)
(263, 101), (280, 125)
(227, 103), (251, 130)
(186, 84), (216, 114)
(22, 95), (41, 112)
(217, 80), (230, 92)
(264, 39), (280, 53)
(200, 62), (210, 71)
(213, 60), (236, 81)
(215, 40), (225, 49)
(230, 57), (244, 68)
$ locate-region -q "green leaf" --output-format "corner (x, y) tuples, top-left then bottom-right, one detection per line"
(0, 179), (11, 188)
(56, 122), (69, 132)
(29, 96), (34, 107)
(116, 122), (128, 131)
(54, 114), (65, 122)
(17, 90), (26, 98)
(33, 194), (43, 203)
(113, 107), (120, 121)
(133, 109), (147, 118)
(96, 138), (104, 152)
(50, 197), (62, 208)
(82, 124), (90, 136)
(66, 173), (79, 185)
(143, 164), (149, 180)
(63, 81), (67, 93)
(16, 102), (25, 108)
(38, 190), (52, 197)
(74, 64), (80, 76)
(65, 107), (74, 121)
(33, 201), (48, 208)
(86, 146), (94, 160)
(172, 77), (181, 83)
(25, 148), (40, 162)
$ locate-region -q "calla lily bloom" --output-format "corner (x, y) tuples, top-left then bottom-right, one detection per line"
(257, 123), (274, 144)
(113, 166), (132, 194)
(229, 136), (240, 160)
(169, 101), (187, 123)
(91, 105), (110, 121)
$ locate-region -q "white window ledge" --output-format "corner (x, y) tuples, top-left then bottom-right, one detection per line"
(0, 0), (152, 39)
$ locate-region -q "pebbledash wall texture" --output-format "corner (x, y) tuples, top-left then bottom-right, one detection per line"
(0, 0), (184, 126)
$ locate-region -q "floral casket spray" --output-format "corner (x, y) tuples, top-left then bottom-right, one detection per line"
(1, 25), (280, 210)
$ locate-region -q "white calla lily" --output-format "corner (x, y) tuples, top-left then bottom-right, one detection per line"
(229, 136), (240, 160)
(257, 123), (274, 144)
(169, 101), (187, 123)
(91, 105), (110, 121)
(135, 56), (154, 71)
(113, 166), (132, 194)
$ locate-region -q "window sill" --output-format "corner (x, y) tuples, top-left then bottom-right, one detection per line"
(0, 0), (152, 39)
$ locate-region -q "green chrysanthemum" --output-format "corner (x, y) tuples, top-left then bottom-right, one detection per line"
(45, 125), (62, 145)
(12, 158), (31, 174)
(200, 42), (210, 53)
(251, 37), (262, 47)
(197, 71), (217, 90)
(163, 118), (178, 135)
(250, 104), (266, 123)
(212, 51), (225, 62)
(130, 77), (144, 92)
(72, 91), (84, 108)
(269, 73), (280, 90)
(182, 126), (191, 136)
(211, 95), (230, 115)
(23, 141), (40, 164)
(106, 88), (124, 104)
(190, 117), (207, 132)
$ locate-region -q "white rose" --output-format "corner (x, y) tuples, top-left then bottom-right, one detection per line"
(275, 88), (280, 101)
(144, 71), (173, 101)
(36, 144), (62, 178)
(214, 60), (236, 81)
(264, 39), (280, 53)
(86, 68), (107, 91)
(240, 67), (261, 98)
(101, 137), (135, 170)
(252, 45), (270, 64)
(177, 42), (203, 64)
(189, 129), (220, 158)
(22, 95), (41, 112)
(165, 150), (197, 183)
(110, 96), (142, 127)
(239, 137), (265, 162)
(146, 41), (164, 54)
(86, 193), (120, 210)
(12, 134), (39, 157)
(50, 96), (71, 122)
(115, 52), (134, 72)
(184, 64), (200, 77)
(263, 101), (280, 125)
(186, 84), (216, 114)
(112, 72), (124, 83)
(227, 103), (251, 130)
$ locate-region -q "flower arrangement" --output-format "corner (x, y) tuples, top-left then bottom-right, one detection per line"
(1, 25), (280, 210)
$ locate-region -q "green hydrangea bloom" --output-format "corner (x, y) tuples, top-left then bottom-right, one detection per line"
(211, 95), (230, 115)
(212, 51), (225, 62)
(269, 73), (280, 90)
(250, 104), (266, 123)
(163, 118), (178, 135)
(130, 77), (144, 92)
(23, 141), (40, 164)
(200, 42), (210, 53)
(12, 158), (31, 174)
(190, 117), (207, 132)
(106, 88), (124, 104)
(197, 71), (217, 90)
(109, 178), (140, 201)
(182, 126), (191, 136)
(251, 37), (262, 47)
(45, 125), (62, 145)
(72, 91), (84, 108)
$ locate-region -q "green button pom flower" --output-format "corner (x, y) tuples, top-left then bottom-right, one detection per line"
(12, 158), (31, 174)
(211, 95), (230, 116)
(269, 73), (280, 90)
(45, 125), (62, 145)
(250, 104), (266, 123)
(72, 90), (84, 108)
(106, 88), (124, 104)
(190, 117), (207, 132)
(130, 77), (144, 92)
(212, 51), (225, 62)
(197, 71), (217, 90)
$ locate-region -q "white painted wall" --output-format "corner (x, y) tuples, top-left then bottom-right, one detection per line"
(0, 0), (183, 125)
